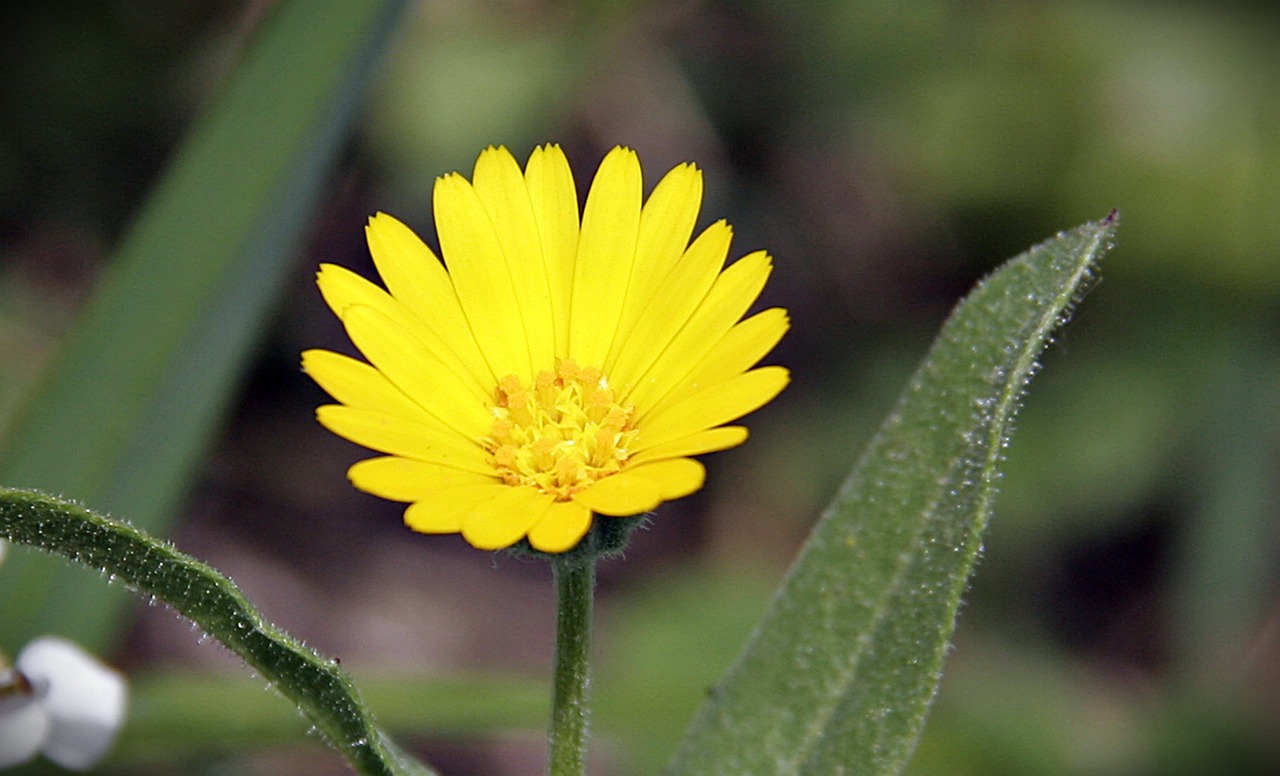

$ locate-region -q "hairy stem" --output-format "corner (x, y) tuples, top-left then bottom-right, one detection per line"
(547, 556), (596, 775)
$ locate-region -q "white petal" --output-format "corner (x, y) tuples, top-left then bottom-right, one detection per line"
(17, 637), (128, 771)
(0, 668), (48, 768)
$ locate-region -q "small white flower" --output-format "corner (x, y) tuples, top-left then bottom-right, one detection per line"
(0, 668), (49, 769)
(0, 637), (127, 771)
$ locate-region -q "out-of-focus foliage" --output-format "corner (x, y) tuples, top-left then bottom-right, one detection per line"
(2, 0), (1278, 774)
(0, 0), (409, 654)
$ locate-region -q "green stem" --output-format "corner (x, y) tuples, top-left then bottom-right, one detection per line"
(547, 556), (596, 775)
(0, 488), (436, 776)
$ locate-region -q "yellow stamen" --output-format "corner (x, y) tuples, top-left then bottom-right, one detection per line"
(484, 359), (637, 500)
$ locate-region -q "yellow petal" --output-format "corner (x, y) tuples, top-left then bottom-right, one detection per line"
(317, 261), (491, 404)
(638, 366), (790, 450)
(365, 212), (495, 387)
(316, 262), (393, 320)
(461, 486), (555, 550)
(524, 144), (579, 357)
(625, 458), (706, 500)
(569, 147), (642, 367)
(610, 162), (703, 355)
(634, 162), (703, 282)
(629, 250), (774, 417)
(573, 471), (662, 516)
(472, 147), (556, 372)
(316, 404), (489, 473)
(434, 171), (532, 381)
(646, 307), (790, 418)
(607, 220), (732, 393)
(302, 349), (425, 418)
(341, 304), (490, 437)
(630, 426), (748, 464)
(348, 456), (496, 502)
(404, 482), (508, 534)
(528, 501), (593, 553)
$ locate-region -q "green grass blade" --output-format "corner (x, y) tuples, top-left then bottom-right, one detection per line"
(0, 488), (438, 776)
(667, 215), (1118, 775)
(0, 0), (408, 650)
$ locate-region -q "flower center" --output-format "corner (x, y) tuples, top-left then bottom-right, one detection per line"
(484, 359), (638, 500)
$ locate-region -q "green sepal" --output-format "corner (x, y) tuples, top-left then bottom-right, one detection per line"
(506, 513), (651, 564)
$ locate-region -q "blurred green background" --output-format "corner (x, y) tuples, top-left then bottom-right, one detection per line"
(2, 1), (1278, 774)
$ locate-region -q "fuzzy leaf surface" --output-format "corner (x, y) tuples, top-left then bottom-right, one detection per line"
(0, 488), (436, 776)
(668, 215), (1118, 775)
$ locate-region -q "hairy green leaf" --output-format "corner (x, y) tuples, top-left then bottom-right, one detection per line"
(0, 488), (436, 776)
(0, 0), (408, 650)
(668, 215), (1118, 775)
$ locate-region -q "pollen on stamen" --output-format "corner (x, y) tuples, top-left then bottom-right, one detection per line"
(484, 359), (638, 500)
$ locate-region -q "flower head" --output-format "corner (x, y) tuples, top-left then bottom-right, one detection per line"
(304, 145), (788, 554)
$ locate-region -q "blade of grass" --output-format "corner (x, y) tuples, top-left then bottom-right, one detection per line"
(668, 215), (1118, 775)
(0, 0), (409, 650)
(1171, 327), (1279, 675)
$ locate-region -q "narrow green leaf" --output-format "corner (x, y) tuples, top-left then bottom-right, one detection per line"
(0, 487), (437, 776)
(0, 0), (408, 650)
(1170, 330), (1279, 672)
(668, 215), (1118, 775)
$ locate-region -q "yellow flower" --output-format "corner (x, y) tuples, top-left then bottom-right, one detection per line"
(303, 145), (789, 553)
